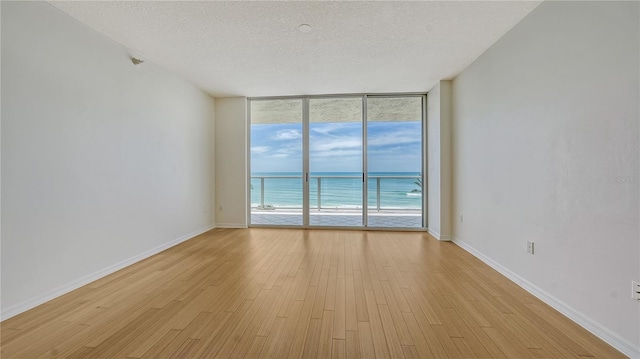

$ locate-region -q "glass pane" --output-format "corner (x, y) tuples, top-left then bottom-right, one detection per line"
(367, 97), (423, 228)
(309, 97), (363, 227)
(250, 99), (303, 226)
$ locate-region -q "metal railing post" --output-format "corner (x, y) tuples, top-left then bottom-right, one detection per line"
(317, 177), (322, 211)
(260, 177), (265, 208)
(376, 177), (381, 212)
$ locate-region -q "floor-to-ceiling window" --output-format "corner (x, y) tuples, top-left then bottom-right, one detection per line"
(309, 97), (363, 227)
(250, 99), (304, 226)
(249, 94), (425, 229)
(366, 96), (424, 228)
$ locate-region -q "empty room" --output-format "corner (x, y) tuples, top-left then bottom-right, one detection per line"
(1, 1), (638, 358)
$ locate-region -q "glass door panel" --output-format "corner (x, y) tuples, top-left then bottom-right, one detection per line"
(366, 97), (423, 228)
(250, 99), (303, 226)
(309, 97), (363, 227)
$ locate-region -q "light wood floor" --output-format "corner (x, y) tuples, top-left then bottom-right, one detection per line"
(1, 228), (625, 358)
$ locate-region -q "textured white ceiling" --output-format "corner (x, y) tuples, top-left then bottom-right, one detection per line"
(47, 1), (541, 97)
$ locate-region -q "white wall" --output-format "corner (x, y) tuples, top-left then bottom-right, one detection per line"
(215, 97), (248, 228)
(1, 1), (216, 319)
(451, 1), (639, 356)
(427, 80), (452, 240)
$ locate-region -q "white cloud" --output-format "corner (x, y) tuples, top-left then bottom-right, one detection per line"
(368, 130), (420, 147)
(310, 149), (362, 158)
(274, 129), (302, 140)
(310, 123), (353, 137)
(251, 146), (270, 154)
(310, 136), (361, 152)
(263, 145), (303, 159)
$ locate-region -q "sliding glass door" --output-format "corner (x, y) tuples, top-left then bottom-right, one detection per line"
(249, 95), (424, 229)
(309, 97), (363, 227)
(366, 97), (423, 228)
(250, 99), (303, 226)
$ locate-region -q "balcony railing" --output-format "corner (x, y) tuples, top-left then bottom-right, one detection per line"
(251, 175), (421, 212)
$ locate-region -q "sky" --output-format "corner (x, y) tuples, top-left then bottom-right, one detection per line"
(251, 121), (421, 173)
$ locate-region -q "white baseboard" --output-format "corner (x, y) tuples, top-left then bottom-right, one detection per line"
(216, 222), (248, 228)
(0, 224), (215, 321)
(452, 237), (640, 359)
(427, 227), (452, 241)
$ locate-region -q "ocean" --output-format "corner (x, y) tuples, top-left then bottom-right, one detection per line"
(250, 172), (422, 210)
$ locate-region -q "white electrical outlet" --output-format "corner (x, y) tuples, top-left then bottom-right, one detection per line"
(526, 241), (535, 254)
(632, 281), (640, 301)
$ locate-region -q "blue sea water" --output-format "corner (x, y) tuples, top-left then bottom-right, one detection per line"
(250, 172), (422, 209)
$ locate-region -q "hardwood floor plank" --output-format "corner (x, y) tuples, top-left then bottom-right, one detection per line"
(401, 308), (448, 358)
(353, 270), (369, 322)
(124, 308), (209, 358)
(287, 286), (318, 358)
(12, 322), (90, 359)
(483, 326), (537, 359)
(431, 324), (464, 359)
(440, 307), (494, 358)
(257, 277), (293, 336)
(318, 310), (335, 359)
(195, 298), (259, 357)
(333, 339), (346, 359)
(378, 304), (405, 359)
(226, 287), (281, 358)
(168, 338), (199, 359)
(272, 300), (304, 358)
(380, 281), (413, 346)
(210, 289), (271, 358)
(367, 260), (387, 305)
(364, 289), (391, 359)
(245, 335), (267, 358)
(139, 329), (182, 359)
(400, 312), (435, 359)
(357, 321), (376, 359)
(259, 317), (288, 359)
(344, 274), (359, 332)
(312, 268), (330, 319)
(334, 275), (347, 340)
(64, 345), (96, 359)
(345, 330), (361, 359)
(404, 278), (442, 326)
(301, 318), (322, 359)
(401, 345), (420, 359)
(325, 266), (338, 311)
